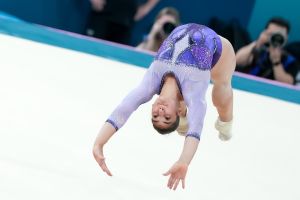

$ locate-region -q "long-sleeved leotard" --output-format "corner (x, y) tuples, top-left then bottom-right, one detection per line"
(107, 23), (222, 140)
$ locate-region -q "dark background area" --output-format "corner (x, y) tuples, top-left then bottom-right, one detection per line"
(0, 0), (255, 46)
(0, 0), (299, 45)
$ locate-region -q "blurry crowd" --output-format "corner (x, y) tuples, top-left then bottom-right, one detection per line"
(235, 17), (300, 86)
(84, 0), (300, 87)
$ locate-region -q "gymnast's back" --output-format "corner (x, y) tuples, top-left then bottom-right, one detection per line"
(155, 23), (222, 70)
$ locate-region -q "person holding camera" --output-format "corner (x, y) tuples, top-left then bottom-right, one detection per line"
(236, 17), (299, 85)
(136, 7), (180, 52)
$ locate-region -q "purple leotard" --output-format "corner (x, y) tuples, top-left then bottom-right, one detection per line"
(106, 23), (222, 140)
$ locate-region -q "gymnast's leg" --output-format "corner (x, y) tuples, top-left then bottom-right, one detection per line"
(211, 36), (236, 140)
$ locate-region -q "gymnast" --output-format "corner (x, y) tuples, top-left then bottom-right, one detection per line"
(93, 23), (236, 190)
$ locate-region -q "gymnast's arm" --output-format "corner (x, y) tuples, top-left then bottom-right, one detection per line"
(93, 66), (159, 175)
(163, 79), (208, 189)
(178, 79), (208, 165)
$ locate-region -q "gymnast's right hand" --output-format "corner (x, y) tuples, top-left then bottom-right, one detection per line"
(93, 144), (113, 176)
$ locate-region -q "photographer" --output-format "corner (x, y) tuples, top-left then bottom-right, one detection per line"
(136, 7), (180, 52)
(236, 17), (300, 85)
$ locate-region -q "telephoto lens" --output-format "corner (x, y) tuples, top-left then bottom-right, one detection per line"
(269, 32), (286, 48)
(162, 22), (176, 35)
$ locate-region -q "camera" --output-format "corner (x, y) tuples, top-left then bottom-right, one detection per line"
(162, 22), (176, 35)
(269, 32), (286, 48)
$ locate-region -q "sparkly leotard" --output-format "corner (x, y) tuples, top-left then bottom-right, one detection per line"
(106, 23), (222, 140)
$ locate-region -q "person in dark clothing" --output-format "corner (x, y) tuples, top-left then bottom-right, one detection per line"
(236, 17), (300, 85)
(86, 0), (159, 45)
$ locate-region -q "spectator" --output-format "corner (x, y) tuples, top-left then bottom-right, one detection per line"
(136, 7), (180, 52)
(86, 0), (159, 45)
(236, 17), (300, 85)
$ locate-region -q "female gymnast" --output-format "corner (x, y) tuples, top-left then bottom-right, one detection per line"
(93, 23), (236, 190)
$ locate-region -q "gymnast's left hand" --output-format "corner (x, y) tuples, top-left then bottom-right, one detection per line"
(163, 161), (188, 190)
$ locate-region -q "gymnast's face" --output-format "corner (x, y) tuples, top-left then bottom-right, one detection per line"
(151, 96), (178, 129)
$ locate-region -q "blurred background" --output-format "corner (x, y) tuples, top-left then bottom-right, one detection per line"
(0, 0), (298, 44)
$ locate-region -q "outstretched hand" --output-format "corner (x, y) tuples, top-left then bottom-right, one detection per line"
(163, 162), (188, 190)
(93, 145), (112, 176)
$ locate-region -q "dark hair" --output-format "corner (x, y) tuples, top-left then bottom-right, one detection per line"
(265, 17), (290, 33)
(153, 115), (180, 135)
